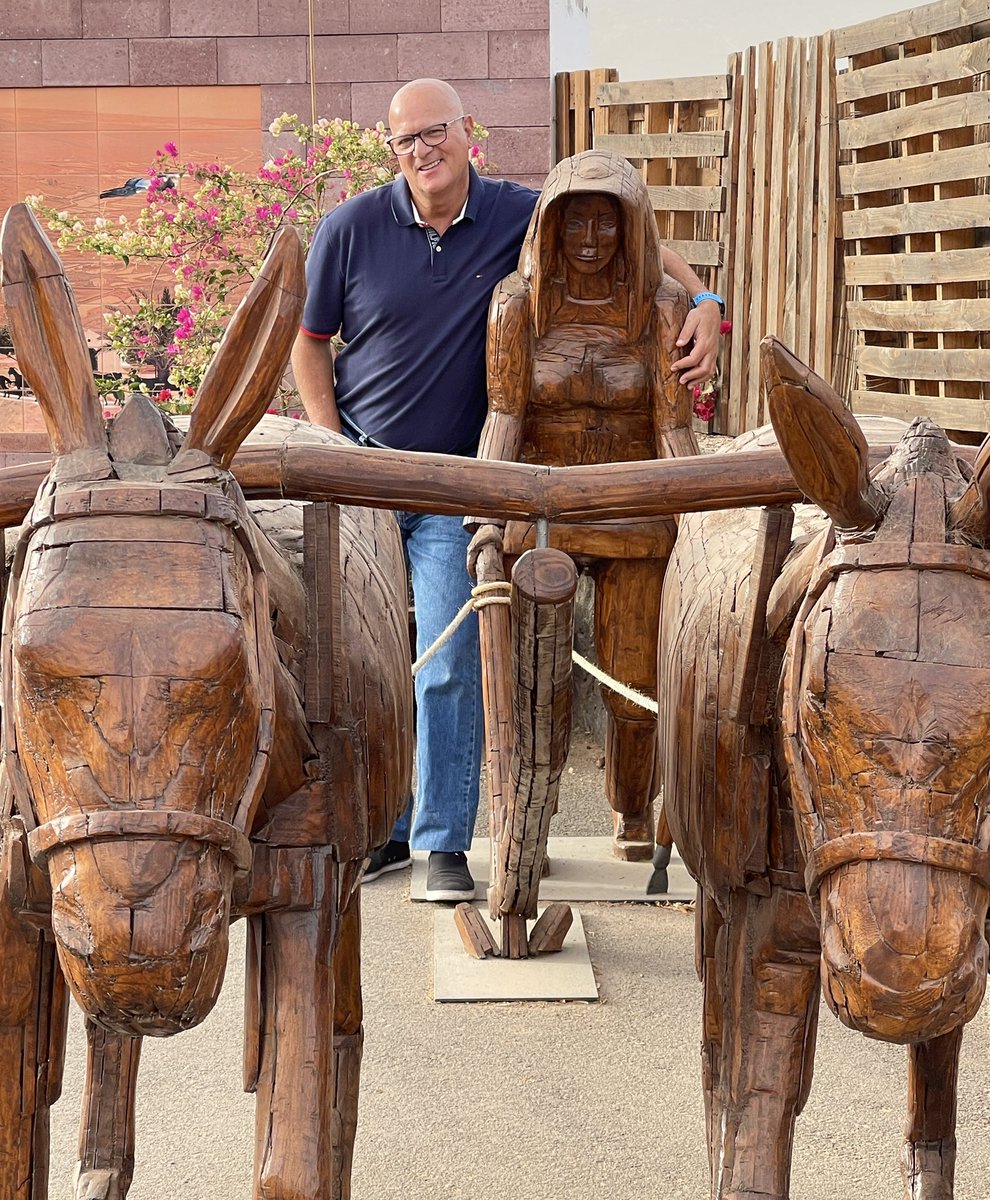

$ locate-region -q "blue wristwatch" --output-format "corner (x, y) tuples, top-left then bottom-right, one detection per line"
(691, 291), (725, 316)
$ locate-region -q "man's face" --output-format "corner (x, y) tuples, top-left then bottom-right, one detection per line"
(388, 86), (474, 210)
(561, 195), (621, 276)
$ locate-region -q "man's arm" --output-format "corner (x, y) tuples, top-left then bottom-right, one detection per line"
(659, 245), (723, 388)
(290, 331), (342, 432)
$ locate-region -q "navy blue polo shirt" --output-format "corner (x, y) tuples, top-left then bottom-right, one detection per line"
(300, 168), (537, 455)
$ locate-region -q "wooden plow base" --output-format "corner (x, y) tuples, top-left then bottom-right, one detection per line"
(456, 544), (578, 960)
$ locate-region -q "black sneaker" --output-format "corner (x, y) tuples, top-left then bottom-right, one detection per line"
(363, 839), (411, 882)
(424, 851), (475, 902)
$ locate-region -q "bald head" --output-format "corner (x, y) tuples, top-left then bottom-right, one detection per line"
(386, 78), (475, 227)
(388, 78), (464, 129)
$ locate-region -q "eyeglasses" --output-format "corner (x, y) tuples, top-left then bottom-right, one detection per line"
(386, 116), (465, 156)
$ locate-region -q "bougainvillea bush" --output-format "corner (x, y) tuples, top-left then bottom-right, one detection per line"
(29, 115), (488, 412)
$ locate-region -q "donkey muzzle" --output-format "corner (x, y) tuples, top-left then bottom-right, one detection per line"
(36, 819), (248, 1037)
(818, 859), (988, 1044)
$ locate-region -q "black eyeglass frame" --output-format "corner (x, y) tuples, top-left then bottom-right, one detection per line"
(385, 116), (466, 157)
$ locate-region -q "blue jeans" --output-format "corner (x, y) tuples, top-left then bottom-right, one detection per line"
(391, 511), (483, 852)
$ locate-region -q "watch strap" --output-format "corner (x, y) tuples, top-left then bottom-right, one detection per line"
(691, 291), (725, 316)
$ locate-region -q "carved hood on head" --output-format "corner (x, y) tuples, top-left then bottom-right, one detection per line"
(518, 148), (665, 342)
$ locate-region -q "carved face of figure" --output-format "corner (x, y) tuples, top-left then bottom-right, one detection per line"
(560, 194), (621, 277)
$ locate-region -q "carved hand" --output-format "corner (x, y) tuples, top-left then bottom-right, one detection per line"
(466, 522), (504, 578)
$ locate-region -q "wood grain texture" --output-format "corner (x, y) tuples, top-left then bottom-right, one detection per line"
(477, 149), (693, 875)
(661, 336), (990, 1198)
(0, 211), (413, 1200)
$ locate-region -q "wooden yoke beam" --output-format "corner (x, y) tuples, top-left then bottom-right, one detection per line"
(0, 438), (924, 531)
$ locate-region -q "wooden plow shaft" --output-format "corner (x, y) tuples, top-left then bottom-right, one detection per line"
(456, 546), (578, 962)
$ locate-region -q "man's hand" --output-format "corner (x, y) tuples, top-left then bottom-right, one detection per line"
(466, 523), (504, 578)
(670, 299), (722, 388)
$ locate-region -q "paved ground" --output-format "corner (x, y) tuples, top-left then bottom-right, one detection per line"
(45, 738), (990, 1199)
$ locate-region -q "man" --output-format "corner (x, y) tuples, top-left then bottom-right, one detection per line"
(291, 78), (722, 903)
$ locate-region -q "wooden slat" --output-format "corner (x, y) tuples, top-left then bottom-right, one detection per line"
(727, 44), (757, 435)
(852, 388), (990, 430)
(597, 131), (729, 158)
(848, 298), (990, 331)
(573, 70), (592, 153)
(590, 67), (617, 142)
(646, 184), (725, 211)
(839, 141), (990, 195)
(834, 0), (990, 59)
(839, 89), (990, 150)
(813, 31), (837, 381)
(720, 50), (745, 432)
(844, 300), (990, 333)
(836, 35), (990, 103)
(856, 344), (990, 381)
(844, 247), (990, 286)
(746, 41), (773, 432)
(661, 239), (723, 266)
(597, 75), (730, 105)
(553, 72), (570, 162)
(842, 194), (990, 238)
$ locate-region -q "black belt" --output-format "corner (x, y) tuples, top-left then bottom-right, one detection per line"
(337, 407), (479, 457)
(337, 407), (392, 449)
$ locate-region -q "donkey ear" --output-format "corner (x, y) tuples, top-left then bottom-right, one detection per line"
(949, 432), (990, 541)
(0, 204), (106, 458)
(761, 336), (881, 532)
(181, 228), (305, 469)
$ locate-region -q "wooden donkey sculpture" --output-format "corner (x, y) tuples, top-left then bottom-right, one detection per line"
(0, 204), (413, 1200)
(661, 335), (990, 1200)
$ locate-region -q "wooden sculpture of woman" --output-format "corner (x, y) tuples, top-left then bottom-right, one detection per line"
(469, 149), (704, 861)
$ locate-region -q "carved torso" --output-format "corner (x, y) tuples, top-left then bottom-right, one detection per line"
(523, 322), (657, 466)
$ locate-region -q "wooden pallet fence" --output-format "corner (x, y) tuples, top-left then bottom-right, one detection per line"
(722, 35), (838, 435)
(591, 74), (730, 281)
(554, 68), (618, 163)
(833, 0), (990, 433)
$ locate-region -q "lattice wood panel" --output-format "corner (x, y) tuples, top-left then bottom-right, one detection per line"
(835, 0), (990, 433)
(591, 75), (729, 284)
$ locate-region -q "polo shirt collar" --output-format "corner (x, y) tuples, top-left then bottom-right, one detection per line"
(391, 166), (483, 227)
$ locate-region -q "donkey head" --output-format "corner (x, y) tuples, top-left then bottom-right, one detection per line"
(766, 337), (990, 1044)
(0, 204), (304, 1036)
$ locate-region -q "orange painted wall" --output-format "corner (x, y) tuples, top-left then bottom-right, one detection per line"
(0, 85), (262, 336)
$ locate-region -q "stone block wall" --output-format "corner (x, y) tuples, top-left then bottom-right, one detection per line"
(0, 1), (552, 184)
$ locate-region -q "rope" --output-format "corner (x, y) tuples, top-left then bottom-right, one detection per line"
(571, 650), (659, 715)
(411, 582), (657, 717)
(410, 580), (511, 677)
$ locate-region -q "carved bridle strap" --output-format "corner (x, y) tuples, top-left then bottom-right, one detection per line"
(805, 540), (990, 606)
(3, 475), (275, 840)
(805, 831), (990, 895)
(27, 810), (253, 874)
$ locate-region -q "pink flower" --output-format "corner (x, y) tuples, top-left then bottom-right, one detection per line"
(693, 397), (716, 422)
(156, 387), (173, 404)
(163, 141), (178, 157)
